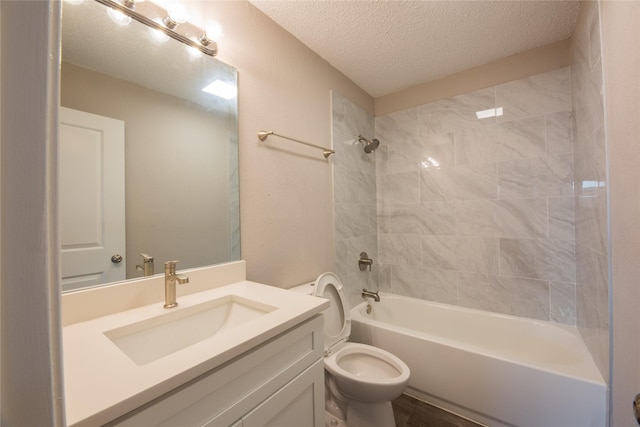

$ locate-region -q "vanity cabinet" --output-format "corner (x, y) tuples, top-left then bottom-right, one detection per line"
(107, 315), (324, 427)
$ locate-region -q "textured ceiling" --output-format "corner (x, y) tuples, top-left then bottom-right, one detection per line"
(249, 1), (580, 97)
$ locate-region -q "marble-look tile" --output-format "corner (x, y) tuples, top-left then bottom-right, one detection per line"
(334, 203), (374, 241)
(335, 234), (378, 279)
(421, 236), (499, 274)
(378, 172), (420, 204)
(334, 167), (376, 204)
(499, 238), (576, 283)
(549, 197), (575, 241)
(378, 234), (421, 266)
(545, 111), (573, 155)
(387, 139), (427, 174)
(421, 163), (498, 201)
(572, 64), (603, 143)
(389, 202), (456, 235)
(391, 264), (458, 305)
(421, 87), (496, 134)
(574, 127), (606, 196)
(377, 203), (390, 234)
(496, 67), (571, 122)
(375, 107), (420, 144)
(342, 269), (379, 309)
(455, 116), (546, 165)
(457, 272), (550, 320)
(575, 190), (607, 254)
(588, 1), (601, 70)
(374, 143), (389, 180)
(550, 281), (576, 325)
(575, 242), (608, 290)
(419, 132), (455, 169)
(497, 153), (574, 199)
(456, 198), (548, 238)
(378, 263), (392, 293)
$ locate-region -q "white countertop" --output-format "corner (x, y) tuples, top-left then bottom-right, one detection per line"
(63, 280), (328, 426)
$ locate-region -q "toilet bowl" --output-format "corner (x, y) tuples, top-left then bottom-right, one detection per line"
(311, 272), (410, 427)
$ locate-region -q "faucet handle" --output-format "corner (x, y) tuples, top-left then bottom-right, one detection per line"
(165, 260), (179, 273)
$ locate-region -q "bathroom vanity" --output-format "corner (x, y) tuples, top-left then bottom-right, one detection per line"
(62, 261), (328, 426)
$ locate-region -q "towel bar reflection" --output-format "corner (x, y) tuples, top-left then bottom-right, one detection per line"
(258, 130), (335, 159)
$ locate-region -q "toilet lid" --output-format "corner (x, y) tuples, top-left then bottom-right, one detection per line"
(314, 272), (351, 355)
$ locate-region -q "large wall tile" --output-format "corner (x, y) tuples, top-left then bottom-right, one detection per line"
(421, 163), (498, 201)
(550, 281), (576, 325)
(389, 202), (456, 235)
(422, 236), (499, 274)
(455, 117), (546, 165)
(374, 67), (585, 327)
(421, 87), (495, 134)
(546, 111), (573, 155)
(497, 153), (574, 199)
(378, 171), (420, 204)
(458, 272), (550, 320)
(549, 196), (575, 241)
(391, 265), (458, 304)
(456, 198), (548, 238)
(499, 238), (576, 283)
(496, 66), (571, 122)
(379, 234), (421, 266)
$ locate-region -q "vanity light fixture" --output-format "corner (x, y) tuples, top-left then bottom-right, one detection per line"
(94, 0), (218, 56)
(202, 80), (237, 100)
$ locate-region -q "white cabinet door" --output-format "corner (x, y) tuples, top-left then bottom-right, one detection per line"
(59, 107), (126, 290)
(242, 359), (324, 427)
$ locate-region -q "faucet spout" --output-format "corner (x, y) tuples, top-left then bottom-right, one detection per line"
(362, 288), (380, 302)
(164, 260), (189, 309)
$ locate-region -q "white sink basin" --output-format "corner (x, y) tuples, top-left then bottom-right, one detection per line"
(104, 295), (276, 365)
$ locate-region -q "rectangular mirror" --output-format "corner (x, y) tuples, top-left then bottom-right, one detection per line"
(60, 0), (239, 291)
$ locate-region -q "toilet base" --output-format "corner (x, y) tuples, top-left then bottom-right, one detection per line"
(325, 410), (347, 427)
(346, 400), (396, 427)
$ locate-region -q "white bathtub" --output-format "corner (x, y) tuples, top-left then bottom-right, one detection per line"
(350, 293), (607, 427)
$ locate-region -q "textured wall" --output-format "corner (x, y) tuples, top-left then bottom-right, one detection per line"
(331, 92), (378, 307)
(570, 1), (608, 383)
(375, 67), (576, 325)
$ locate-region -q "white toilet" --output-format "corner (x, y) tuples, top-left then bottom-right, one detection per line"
(311, 272), (410, 427)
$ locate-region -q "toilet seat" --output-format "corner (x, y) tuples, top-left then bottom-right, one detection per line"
(313, 272), (351, 356)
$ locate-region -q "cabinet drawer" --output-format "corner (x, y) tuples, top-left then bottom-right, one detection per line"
(240, 359), (324, 427)
(109, 315), (323, 426)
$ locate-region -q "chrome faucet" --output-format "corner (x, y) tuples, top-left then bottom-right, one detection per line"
(164, 260), (189, 309)
(362, 288), (380, 302)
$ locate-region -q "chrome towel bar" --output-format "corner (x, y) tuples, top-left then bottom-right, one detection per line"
(258, 130), (335, 159)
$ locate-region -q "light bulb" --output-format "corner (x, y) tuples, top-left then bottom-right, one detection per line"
(107, 7), (131, 26)
(163, 2), (188, 29)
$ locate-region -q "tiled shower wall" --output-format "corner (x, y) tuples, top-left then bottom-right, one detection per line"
(571, 1), (608, 382)
(375, 67), (576, 325)
(331, 92), (378, 308)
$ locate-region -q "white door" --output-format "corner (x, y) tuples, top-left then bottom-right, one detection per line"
(59, 107), (126, 291)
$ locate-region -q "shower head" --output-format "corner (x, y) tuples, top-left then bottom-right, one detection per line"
(358, 135), (380, 154)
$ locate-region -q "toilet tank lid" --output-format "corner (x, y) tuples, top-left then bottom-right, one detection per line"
(288, 281), (315, 295)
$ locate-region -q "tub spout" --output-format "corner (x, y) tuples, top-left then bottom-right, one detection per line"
(362, 288), (380, 302)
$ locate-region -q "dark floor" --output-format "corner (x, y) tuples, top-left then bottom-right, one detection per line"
(392, 394), (485, 427)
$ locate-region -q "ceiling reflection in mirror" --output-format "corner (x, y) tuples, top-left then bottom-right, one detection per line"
(60, 0), (239, 292)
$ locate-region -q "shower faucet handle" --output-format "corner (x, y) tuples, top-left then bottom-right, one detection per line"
(358, 252), (373, 271)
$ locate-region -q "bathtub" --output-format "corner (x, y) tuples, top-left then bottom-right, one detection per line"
(350, 293), (606, 427)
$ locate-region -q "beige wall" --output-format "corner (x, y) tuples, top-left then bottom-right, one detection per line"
(183, 1), (373, 287)
(600, 1), (640, 425)
(376, 39), (571, 116)
(61, 63), (234, 280)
